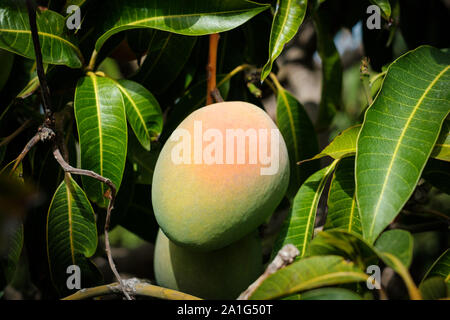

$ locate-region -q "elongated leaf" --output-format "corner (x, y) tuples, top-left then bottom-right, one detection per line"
(74, 73), (127, 207)
(0, 1), (83, 68)
(299, 287), (362, 300)
(96, 0), (269, 52)
(249, 255), (367, 300)
(261, 0), (307, 80)
(0, 222), (23, 290)
(309, 229), (421, 299)
(375, 229), (413, 268)
(419, 277), (448, 300)
(276, 87), (319, 198)
(133, 31), (197, 94)
(325, 157), (362, 236)
(273, 160), (338, 258)
(306, 123), (449, 163)
(370, 0), (391, 19)
(356, 46), (450, 244)
(306, 125), (360, 162)
(127, 132), (160, 185)
(313, 9), (342, 130)
(47, 175), (101, 294)
(0, 49), (13, 91)
(113, 79), (162, 151)
(422, 249), (450, 284)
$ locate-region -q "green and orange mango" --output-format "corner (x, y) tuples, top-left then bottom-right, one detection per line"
(152, 101), (289, 251)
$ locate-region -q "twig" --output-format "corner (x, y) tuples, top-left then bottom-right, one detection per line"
(11, 126), (55, 172)
(211, 88), (224, 103)
(25, 0), (53, 124)
(52, 146), (132, 300)
(61, 279), (202, 300)
(0, 120), (32, 147)
(206, 33), (220, 105)
(238, 244), (300, 300)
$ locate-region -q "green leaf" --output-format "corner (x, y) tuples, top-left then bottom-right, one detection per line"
(309, 229), (421, 299)
(306, 123), (448, 164)
(276, 86), (320, 199)
(113, 79), (162, 151)
(0, 1), (83, 68)
(419, 277), (448, 300)
(306, 125), (360, 162)
(313, 8), (342, 130)
(95, 0), (269, 52)
(308, 230), (379, 270)
(248, 255), (367, 300)
(261, 0), (308, 80)
(374, 229), (413, 268)
(422, 249), (450, 284)
(47, 175), (101, 294)
(299, 287), (362, 300)
(325, 157), (362, 236)
(74, 73), (127, 207)
(356, 46), (450, 244)
(370, 0), (391, 19)
(272, 160), (338, 258)
(0, 222), (23, 290)
(132, 31), (197, 94)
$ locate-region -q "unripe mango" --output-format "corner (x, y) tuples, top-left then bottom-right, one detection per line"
(152, 101), (289, 251)
(154, 229), (262, 299)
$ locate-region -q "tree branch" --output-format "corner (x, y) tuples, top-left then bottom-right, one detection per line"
(25, 0), (53, 124)
(61, 279), (202, 300)
(206, 33), (221, 105)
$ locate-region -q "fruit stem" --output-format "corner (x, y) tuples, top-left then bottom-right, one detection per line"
(206, 33), (220, 105)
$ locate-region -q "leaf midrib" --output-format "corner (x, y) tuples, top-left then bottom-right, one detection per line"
(368, 64), (450, 239)
(0, 28), (81, 57)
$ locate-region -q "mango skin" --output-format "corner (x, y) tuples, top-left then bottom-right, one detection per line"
(154, 229), (262, 300)
(152, 101), (290, 251)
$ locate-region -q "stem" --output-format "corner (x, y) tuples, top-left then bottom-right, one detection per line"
(87, 49), (98, 72)
(217, 64), (252, 88)
(61, 280), (202, 300)
(25, 0), (53, 123)
(206, 33), (220, 105)
(268, 72), (283, 92)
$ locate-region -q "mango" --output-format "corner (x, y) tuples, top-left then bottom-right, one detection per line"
(154, 229), (262, 299)
(152, 101), (289, 251)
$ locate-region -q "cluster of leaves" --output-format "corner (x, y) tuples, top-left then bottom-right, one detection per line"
(0, 0), (448, 300)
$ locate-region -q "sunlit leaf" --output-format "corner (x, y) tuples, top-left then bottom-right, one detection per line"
(325, 157), (362, 236)
(356, 46), (450, 243)
(276, 86), (319, 199)
(74, 73), (127, 207)
(96, 0), (269, 52)
(261, 0), (308, 80)
(113, 79), (162, 151)
(0, 0), (83, 68)
(272, 160), (338, 258)
(249, 255), (367, 300)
